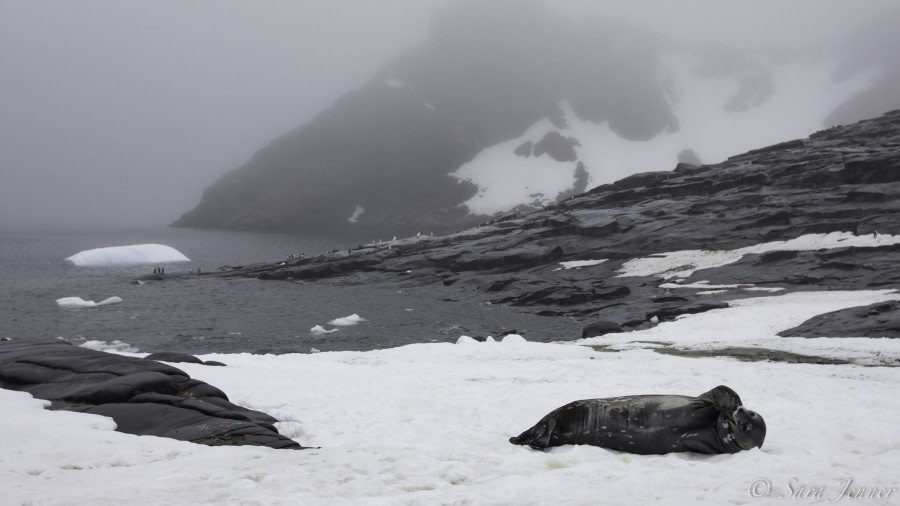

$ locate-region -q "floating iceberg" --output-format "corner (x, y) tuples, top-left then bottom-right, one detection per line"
(56, 296), (123, 308)
(328, 314), (367, 326)
(310, 325), (339, 335)
(80, 339), (139, 353)
(65, 244), (190, 267)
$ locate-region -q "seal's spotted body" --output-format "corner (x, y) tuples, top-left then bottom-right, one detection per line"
(509, 386), (765, 455)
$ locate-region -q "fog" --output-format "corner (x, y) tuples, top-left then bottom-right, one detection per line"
(0, 0), (894, 231)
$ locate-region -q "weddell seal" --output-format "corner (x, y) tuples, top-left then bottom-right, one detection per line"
(509, 385), (765, 454)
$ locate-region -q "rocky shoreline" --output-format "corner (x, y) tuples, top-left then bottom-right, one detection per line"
(211, 110), (900, 347)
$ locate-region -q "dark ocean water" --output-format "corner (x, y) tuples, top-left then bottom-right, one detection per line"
(0, 227), (581, 354)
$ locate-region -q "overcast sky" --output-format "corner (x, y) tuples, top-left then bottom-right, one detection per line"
(0, 0), (893, 231)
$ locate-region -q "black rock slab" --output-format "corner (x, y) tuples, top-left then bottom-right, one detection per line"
(778, 301), (900, 338)
(581, 320), (624, 338)
(144, 352), (205, 364)
(145, 351), (226, 366)
(0, 341), (303, 449)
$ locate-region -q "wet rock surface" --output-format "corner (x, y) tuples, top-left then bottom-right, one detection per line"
(215, 110), (900, 343)
(0, 341), (302, 449)
(779, 301), (900, 338)
(144, 351), (227, 366)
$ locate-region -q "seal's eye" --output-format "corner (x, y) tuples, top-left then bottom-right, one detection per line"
(742, 424), (753, 432)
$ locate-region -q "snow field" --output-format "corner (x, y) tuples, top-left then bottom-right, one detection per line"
(3, 285), (900, 503)
(617, 232), (900, 279)
(582, 290), (900, 364)
(2, 334), (898, 505)
(557, 259), (608, 270)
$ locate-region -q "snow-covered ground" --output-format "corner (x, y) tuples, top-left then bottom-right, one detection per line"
(618, 232), (900, 279)
(3, 288), (899, 504)
(65, 244), (190, 267)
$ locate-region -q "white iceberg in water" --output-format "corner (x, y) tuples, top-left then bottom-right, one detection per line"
(65, 244), (190, 267)
(80, 339), (139, 353)
(56, 296), (123, 308)
(328, 314), (367, 326)
(310, 325), (339, 335)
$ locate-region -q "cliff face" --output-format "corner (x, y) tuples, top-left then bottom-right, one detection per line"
(216, 109), (900, 343)
(173, 1), (896, 236)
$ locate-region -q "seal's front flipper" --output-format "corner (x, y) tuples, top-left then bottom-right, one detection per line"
(698, 385), (743, 413)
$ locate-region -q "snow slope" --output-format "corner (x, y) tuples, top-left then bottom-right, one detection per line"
(2, 288), (899, 504)
(65, 244), (190, 267)
(452, 55), (882, 216)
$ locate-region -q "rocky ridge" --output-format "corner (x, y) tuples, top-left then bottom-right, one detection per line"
(215, 110), (900, 350)
(0, 341), (303, 449)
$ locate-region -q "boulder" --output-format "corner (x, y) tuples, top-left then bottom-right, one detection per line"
(581, 321), (624, 338)
(0, 341), (302, 449)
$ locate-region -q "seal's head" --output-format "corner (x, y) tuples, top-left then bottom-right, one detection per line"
(731, 406), (766, 450)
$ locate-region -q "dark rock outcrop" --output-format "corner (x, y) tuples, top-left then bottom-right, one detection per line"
(210, 110), (900, 342)
(145, 351), (226, 366)
(779, 301), (900, 338)
(581, 321), (624, 338)
(0, 341), (302, 449)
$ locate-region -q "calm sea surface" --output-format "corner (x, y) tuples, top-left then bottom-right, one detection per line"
(0, 227), (581, 354)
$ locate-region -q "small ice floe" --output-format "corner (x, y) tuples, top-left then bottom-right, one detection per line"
(56, 296), (123, 308)
(80, 339), (140, 353)
(65, 244), (190, 267)
(310, 325), (339, 335)
(328, 314), (367, 326)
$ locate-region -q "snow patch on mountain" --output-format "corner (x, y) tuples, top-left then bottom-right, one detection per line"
(384, 78), (415, 91)
(452, 54), (882, 216)
(451, 116), (580, 215)
(347, 205), (364, 223)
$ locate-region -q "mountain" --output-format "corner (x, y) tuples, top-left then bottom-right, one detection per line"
(212, 109), (900, 347)
(173, 0), (895, 237)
